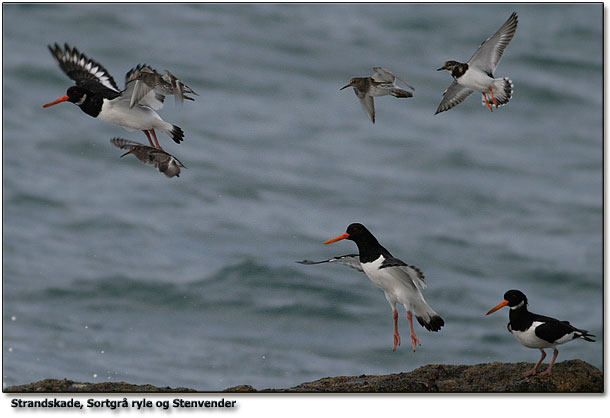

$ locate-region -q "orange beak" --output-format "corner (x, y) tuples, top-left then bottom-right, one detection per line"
(339, 81), (353, 91)
(486, 300), (509, 315)
(120, 149), (135, 158)
(43, 95), (69, 108)
(324, 232), (350, 245)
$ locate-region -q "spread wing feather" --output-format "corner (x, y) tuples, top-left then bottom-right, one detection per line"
(435, 80), (474, 114)
(48, 43), (119, 93)
(297, 254), (364, 273)
(468, 12), (518, 75)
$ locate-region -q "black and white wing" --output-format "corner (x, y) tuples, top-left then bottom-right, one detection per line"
(532, 314), (596, 344)
(468, 12), (518, 75)
(380, 256), (427, 291)
(48, 43), (120, 93)
(297, 254), (364, 273)
(435, 80), (474, 114)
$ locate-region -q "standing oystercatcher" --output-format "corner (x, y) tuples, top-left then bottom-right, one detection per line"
(340, 67), (414, 124)
(486, 290), (595, 377)
(299, 223), (444, 351)
(43, 43), (184, 150)
(436, 12), (518, 114)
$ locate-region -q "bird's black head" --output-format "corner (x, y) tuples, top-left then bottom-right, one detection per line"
(437, 60), (460, 71)
(503, 290), (528, 308)
(345, 223), (370, 241)
(65, 86), (90, 105)
(437, 61), (468, 78)
(324, 223), (378, 246)
(486, 289), (528, 315)
(43, 85), (91, 109)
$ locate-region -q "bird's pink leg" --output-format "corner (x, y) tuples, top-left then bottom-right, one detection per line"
(392, 310), (401, 351)
(489, 87), (498, 107)
(539, 348), (559, 376)
(523, 349), (546, 377)
(150, 129), (165, 151)
(142, 130), (155, 148)
(482, 93), (493, 112)
(406, 311), (421, 351)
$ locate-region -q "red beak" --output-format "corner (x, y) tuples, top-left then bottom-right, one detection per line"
(43, 95), (69, 108)
(324, 232), (350, 245)
(486, 300), (509, 315)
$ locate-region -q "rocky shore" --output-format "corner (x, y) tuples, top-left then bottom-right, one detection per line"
(5, 360), (603, 393)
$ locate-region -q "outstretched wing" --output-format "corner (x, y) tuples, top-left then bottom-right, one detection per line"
(435, 80), (474, 114)
(468, 12), (518, 75)
(124, 65), (165, 110)
(373, 66), (415, 91)
(357, 95), (375, 124)
(371, 66), (396, 83)
(48, 43), (119, 92)
(110, 137), (147, 150)
(297, 254), (364, 273)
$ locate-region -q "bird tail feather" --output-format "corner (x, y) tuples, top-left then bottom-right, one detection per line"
(481, 77), (513, 107)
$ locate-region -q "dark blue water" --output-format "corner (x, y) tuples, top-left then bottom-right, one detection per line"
(2, 3), (602, 390)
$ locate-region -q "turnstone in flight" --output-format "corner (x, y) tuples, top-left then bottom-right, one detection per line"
(436, 12), (518, 114)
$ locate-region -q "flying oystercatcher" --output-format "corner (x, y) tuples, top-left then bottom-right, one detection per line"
(43, 43), (185, 150)
(110, 138), (186, 178)
(341, 67), (414, 124)
(486, 289), (595, 377)
(436, 12), (518, 114)
(299, 223), (444, 351)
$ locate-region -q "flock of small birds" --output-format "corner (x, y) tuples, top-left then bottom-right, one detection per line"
(42, 11), (595, 378)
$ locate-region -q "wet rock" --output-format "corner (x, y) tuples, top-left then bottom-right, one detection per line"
(5, 378), (195, 393)
(260, 360), (602, 393)
(4, 360), (602, 393)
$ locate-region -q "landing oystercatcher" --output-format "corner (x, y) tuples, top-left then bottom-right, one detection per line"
(486, 289), (595, 377)
(110, 138), (186, 178)
(299, 223), (444, 351)
(43, 43), (184, 150)
(435, 12), (518, 114)
(341, 67), (414, 124)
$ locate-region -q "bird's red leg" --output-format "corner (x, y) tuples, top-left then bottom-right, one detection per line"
(392, 310), (401, 351)
(523, 349), (546, 377)
(539, 348), (559, 376)
(142, 130), (155, 148)
(406, 311), (421, 351)
(489, 87), (498, 107)
(482, 93), (493, 112)
(150, 129), (165, 151)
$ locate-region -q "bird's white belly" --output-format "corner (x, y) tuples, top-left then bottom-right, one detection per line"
(458, 68), (493, 92)
(98, 99), (160, 131)
(361, 256), (408, 307)
(511, 322), (555, 349)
